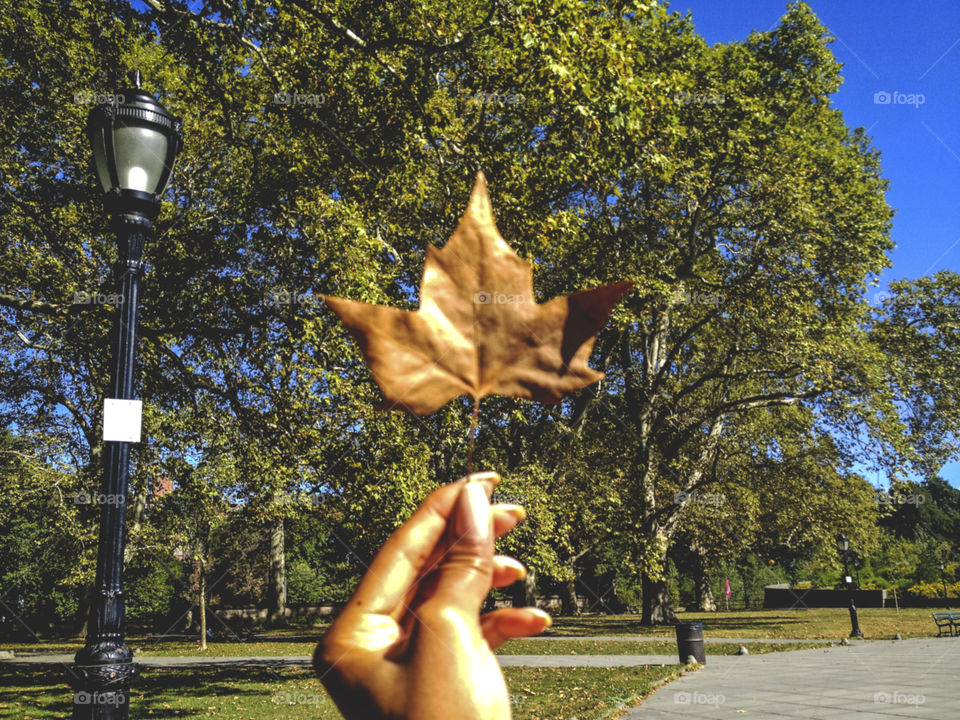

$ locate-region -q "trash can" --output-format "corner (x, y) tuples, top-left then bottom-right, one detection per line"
(675, 621), (706, 664)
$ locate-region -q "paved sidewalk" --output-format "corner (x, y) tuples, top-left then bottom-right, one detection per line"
(4, 652), (693, 668)
(4, 654), (316, 667)
(627, 637), (960, 719)
(531, 635), (817, 644)
(499, 655), (702, 667)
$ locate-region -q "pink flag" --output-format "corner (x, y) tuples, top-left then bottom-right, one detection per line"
(725, 577), (732, 598)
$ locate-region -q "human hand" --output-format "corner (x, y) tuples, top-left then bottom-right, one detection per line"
(314, 472), (552, 719)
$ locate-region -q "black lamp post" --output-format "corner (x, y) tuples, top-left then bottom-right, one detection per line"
(836, 534), (864, 638)
(71, 70), (181, 720)
(940, 561), (948, 603)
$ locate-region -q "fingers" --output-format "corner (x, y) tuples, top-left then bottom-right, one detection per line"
(346, 472), (499, 614)
(491, 555), (527, 588)
(388, 502), (527, 623)
(492, 504), (526, 537)
(424, 478), (495, 611)
(479, 608), (553, 650)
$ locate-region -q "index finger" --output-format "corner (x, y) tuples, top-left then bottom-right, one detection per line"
(345, 472), (500, 614)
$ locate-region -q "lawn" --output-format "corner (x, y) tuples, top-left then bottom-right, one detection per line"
(2, 608), (941, 660)
(4, 609), (935, 719)
(0, 664), (687, 720)
(498, 639), (829, 655)
(1, 638), (829, 658)
(547, 608), (940, 639)
(126, 638), (828, 657)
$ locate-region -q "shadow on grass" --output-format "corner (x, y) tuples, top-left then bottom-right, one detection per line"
(548, 612), (808, 635)
(1, 663), (328, 719)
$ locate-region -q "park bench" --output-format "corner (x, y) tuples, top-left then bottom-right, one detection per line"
(932, 612), (960, 637)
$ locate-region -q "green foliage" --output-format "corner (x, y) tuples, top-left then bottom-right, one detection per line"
(125, 551), (184, 625)
(1, 0), (958, 627)
(905, 581), (960, 599)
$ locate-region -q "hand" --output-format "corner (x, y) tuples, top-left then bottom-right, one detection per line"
(314, 472), (552, 719)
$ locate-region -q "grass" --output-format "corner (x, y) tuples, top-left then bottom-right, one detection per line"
(8, 609), (926, 718)
(2, 608), (940, 658)
(498, 639), (830, 655)
(0, 664), (687, 720)
(547, 607), (941, 639)
(1, 638), (829, 658)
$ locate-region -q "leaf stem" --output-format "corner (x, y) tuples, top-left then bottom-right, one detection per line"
(467, 396), (479, 475)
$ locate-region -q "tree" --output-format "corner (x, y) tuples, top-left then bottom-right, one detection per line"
(0, 1), (916, 629)
(561, 3), (894, 622)
(0, 427), (93, 631)
(870, 271), (960, 479)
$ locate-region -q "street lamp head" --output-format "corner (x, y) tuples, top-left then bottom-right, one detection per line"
(837, 534), (849, 553)
(87, 70), (182, 222)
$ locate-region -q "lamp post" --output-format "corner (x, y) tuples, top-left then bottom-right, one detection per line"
(836, 534), (864, 638)
(72, 70), (181, 720)
(940, 561), (948, 604)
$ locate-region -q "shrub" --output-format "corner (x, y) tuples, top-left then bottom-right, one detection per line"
(905, 581), (960, 598)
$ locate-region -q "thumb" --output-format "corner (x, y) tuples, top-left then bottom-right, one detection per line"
(428, 478), (494, 613)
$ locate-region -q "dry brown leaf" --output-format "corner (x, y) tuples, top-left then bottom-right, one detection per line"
(323, 172), (633, 414)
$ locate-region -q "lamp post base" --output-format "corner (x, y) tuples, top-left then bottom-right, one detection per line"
(71, 644), (136, 719)
(848, 599), (864, 638)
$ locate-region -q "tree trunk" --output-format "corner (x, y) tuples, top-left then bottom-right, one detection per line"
(560, 574), (581, 616)
(512, 566), (537, 608)
(693, 547), (717, 612)
(641, 571), (677, 625)
(123, 483), (150, 565)
(73, 584), (90, 636)
(696, 568), (717, 612)
(268, 517), (287, 626)
(199, 561), (207, 651)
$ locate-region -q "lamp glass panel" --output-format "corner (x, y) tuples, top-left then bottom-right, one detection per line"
(112, 123), (170, 192)
(91, 130), (112, 192)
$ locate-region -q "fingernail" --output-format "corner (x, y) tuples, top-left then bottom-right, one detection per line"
(530, 608), (552, 628)
(497, 556), (527, 580)
(456, 481), (490, 544)
(466, 471), (500, 499)
(496, 504), (527, 522)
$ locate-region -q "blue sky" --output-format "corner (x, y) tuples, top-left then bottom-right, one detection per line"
(676, 0), (960, 486)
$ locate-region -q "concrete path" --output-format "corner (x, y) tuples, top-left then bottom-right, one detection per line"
(627, 637), (960, 719)
(4, 652), (693, 668)
(531, 635), (816, 644)
(4, 654), (317, 667)
(499, 655), (708, 667)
